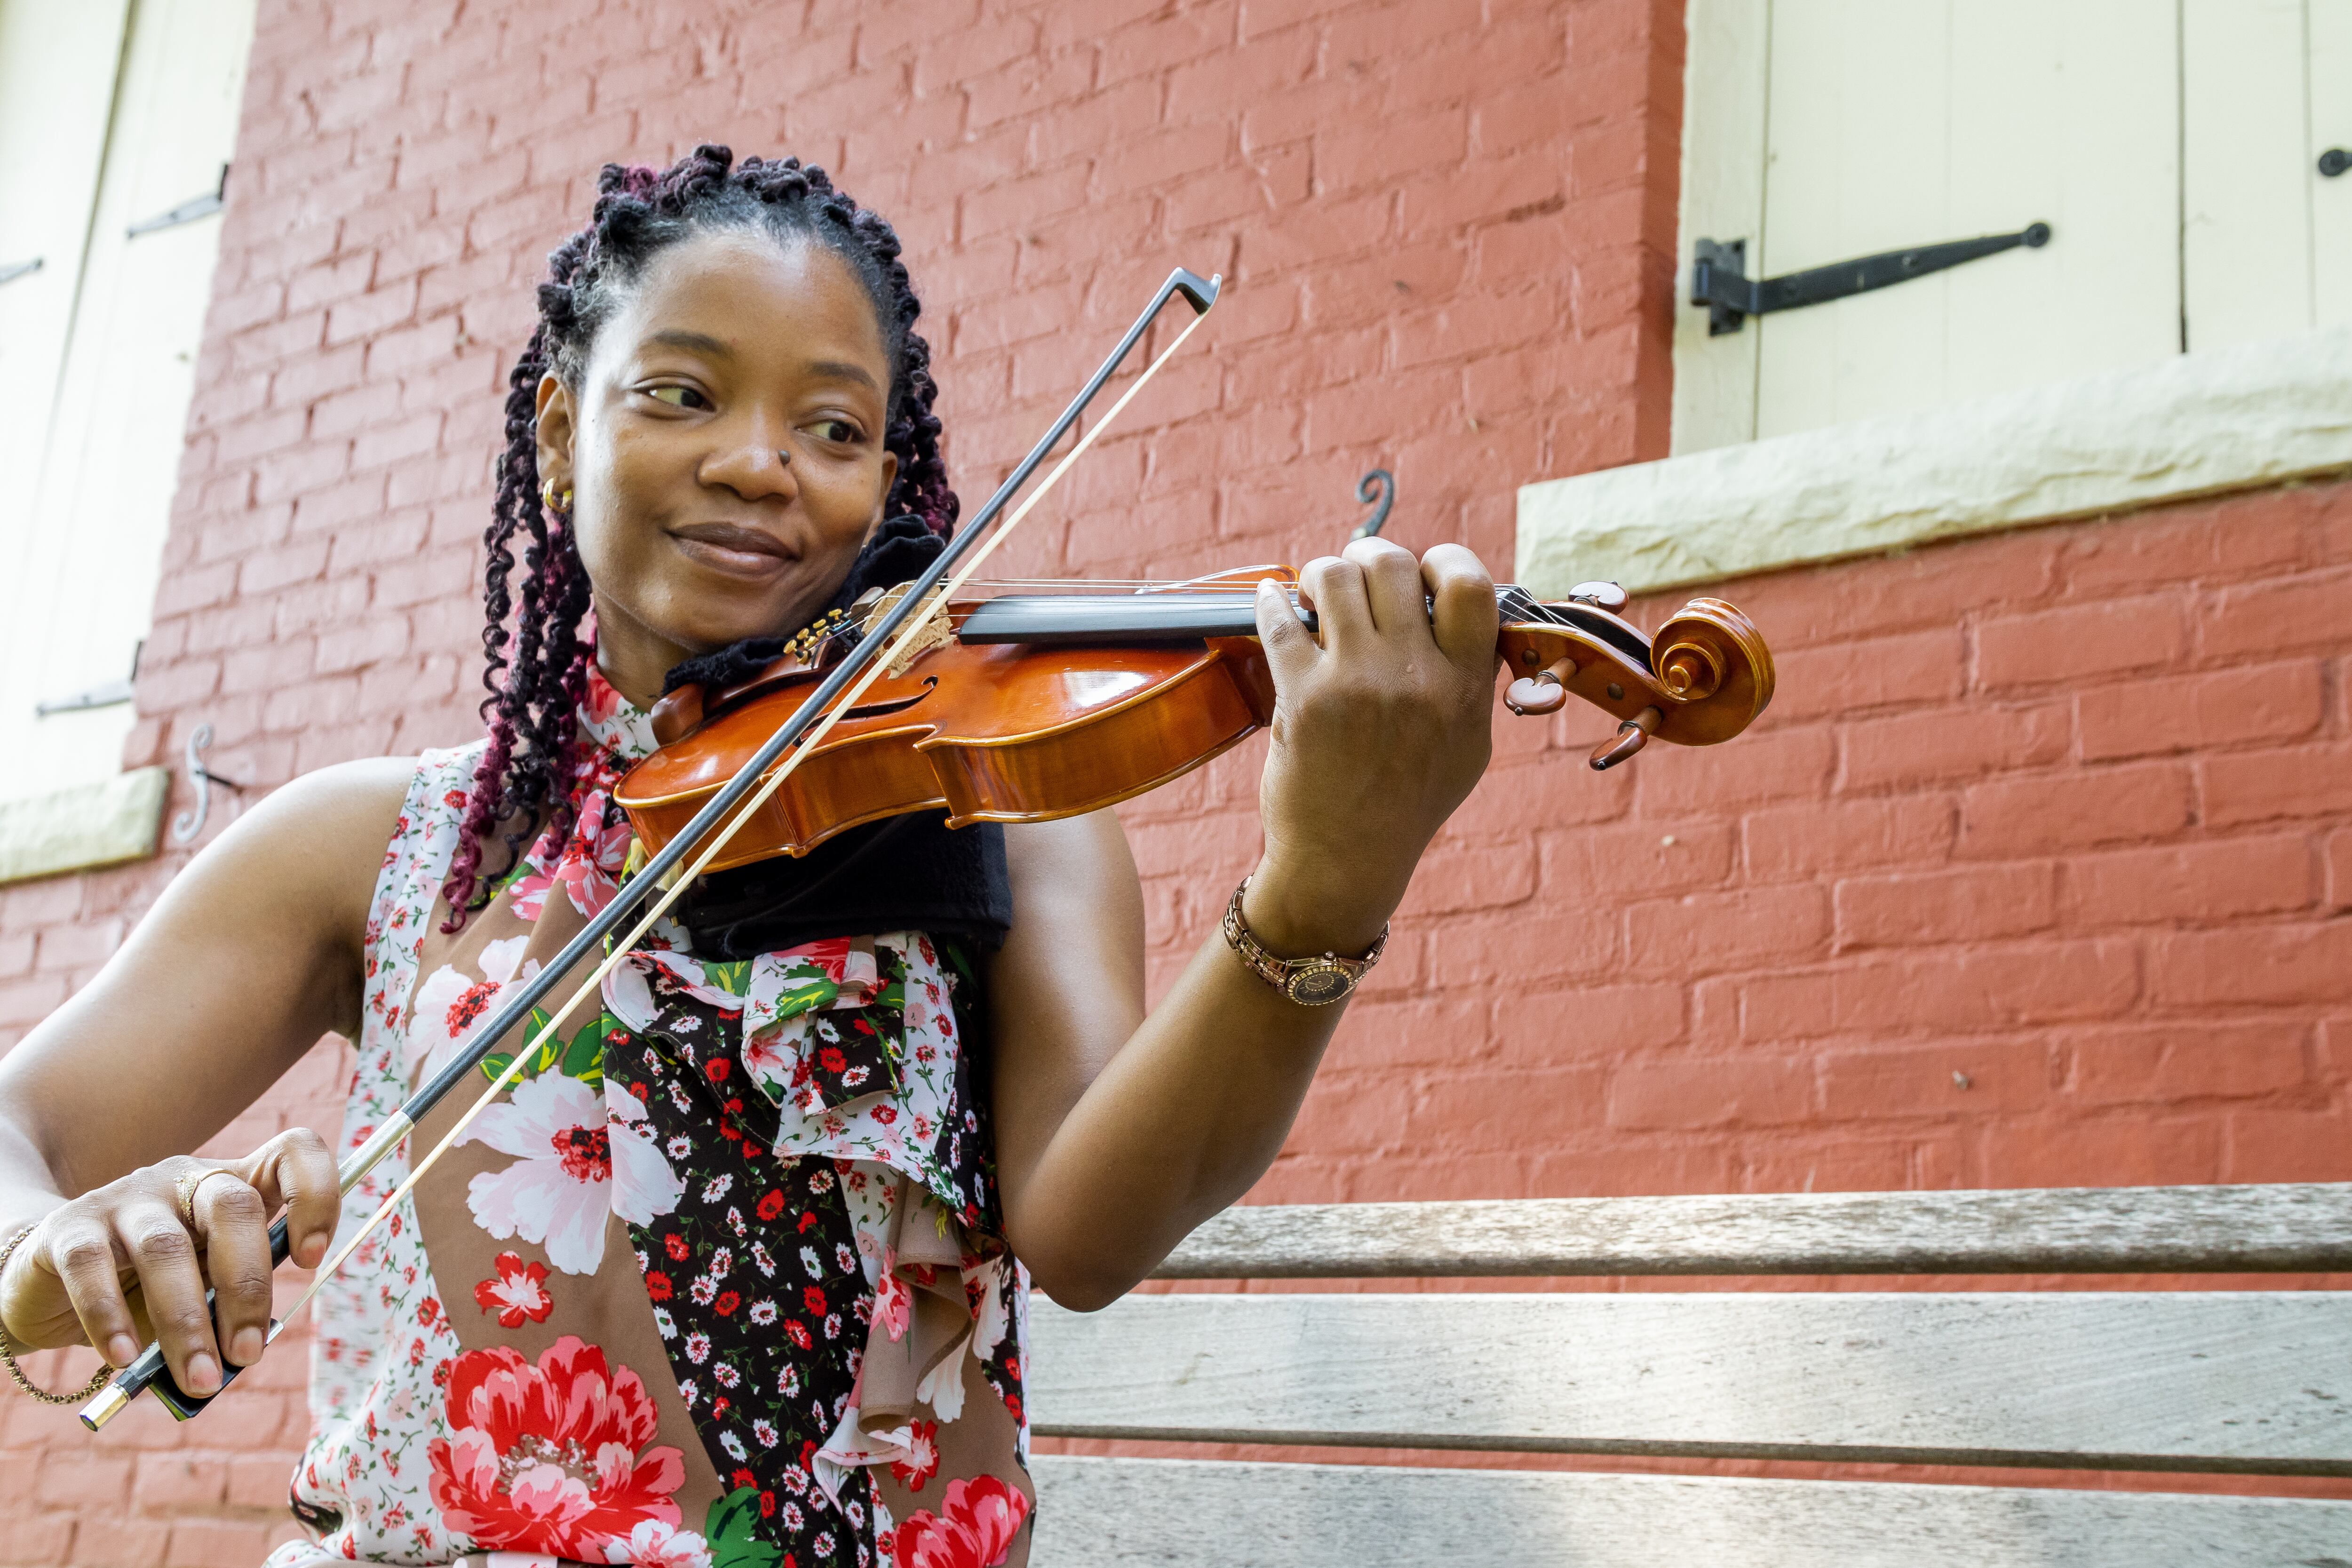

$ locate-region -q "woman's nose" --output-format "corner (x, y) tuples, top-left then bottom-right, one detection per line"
(700, 421), (799, 501)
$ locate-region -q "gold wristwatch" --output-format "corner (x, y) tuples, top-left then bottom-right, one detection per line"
(1222, 878), (1387, 1006)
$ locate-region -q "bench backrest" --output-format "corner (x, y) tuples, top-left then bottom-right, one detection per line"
(1024, 1183), (2352, 1567)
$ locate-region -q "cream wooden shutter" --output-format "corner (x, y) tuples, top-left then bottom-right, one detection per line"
(2304, 0), (2352, 329)
(2183, 0), (2352, 348)
(1752, 0), (2181, 441)
(0, 0), (132, 536)
(1675, 0), (2346, 452)
(0, 0), (256, 799)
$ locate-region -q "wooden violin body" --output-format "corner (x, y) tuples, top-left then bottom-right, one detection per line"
(614, 567), (1774, 873)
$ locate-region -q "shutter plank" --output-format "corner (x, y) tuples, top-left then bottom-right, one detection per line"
(2316, 0), (2352, 330)
(2183, 0), (2317, 349)
(1029, 1292), (2352, 1472)
(1756, 0), (2179, 438)
(1669, 0), (1771, 452)
(1028, 1457), (2352, 1568)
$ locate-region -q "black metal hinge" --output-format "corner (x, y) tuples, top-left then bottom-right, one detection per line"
(127, 164), (230, 239)
(1692, 222), (2051, 336)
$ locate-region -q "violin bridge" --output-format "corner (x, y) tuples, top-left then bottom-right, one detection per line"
(858, 583), (956, 677)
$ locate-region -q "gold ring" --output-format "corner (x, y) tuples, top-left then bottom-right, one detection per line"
(173, 1168), (240, 1230)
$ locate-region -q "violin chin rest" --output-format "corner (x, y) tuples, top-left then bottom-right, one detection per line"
(649, 685), (704, 748)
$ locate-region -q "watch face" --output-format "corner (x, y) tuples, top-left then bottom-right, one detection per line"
(1284, 963), (1353, 1006)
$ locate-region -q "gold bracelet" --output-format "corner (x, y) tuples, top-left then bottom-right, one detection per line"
(0, 1226), (114, 1406)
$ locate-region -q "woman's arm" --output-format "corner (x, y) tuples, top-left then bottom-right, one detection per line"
(0, 757), (412, 1393)
(990, 538), (1497, 1309)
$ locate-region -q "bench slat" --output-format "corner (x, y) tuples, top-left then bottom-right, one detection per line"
(1029, 1292), (2352, 1473)
(1027, 1457), (2352, 1567)
(1152, 1183), (2352, 1278)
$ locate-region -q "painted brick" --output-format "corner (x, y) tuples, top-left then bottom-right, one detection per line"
(2199, 568), (2352, 659)
(1623, 883), (1830, 977)
(1606, 1056), (1814, 1130)
(2147, 921), (2352, 1008)
(34, 1454), (135, 1510)
(1633, 722), (1835, 815)
(2203, 741), (2352, 828)
(2076, 660), (2324, 761)
(1493, 982), (1685, 1057)
(164, 1519), (278, 1568)
(1974, 593), (2190, 690)
(2329, 828), (2352, 909)
(1839, 703), (2069, 792)
(1540, 818), (1732, 900)
(1833, 862), (2057, 950)
(68, 1516), (176, 1568)
(1770, 629), (1965, 722)
(1820, 1037), (2055, 1119)
(1979, 1114), (2223, 1188)
(2221, 1105), (2352, 1184)
(2063, 1022), (2310, 1107)
(131, 1454), (227, 1509)
(2058, 836), (2315, 927)
(1742, 796), (1957, 882)
(1956, 764), (2194, 860)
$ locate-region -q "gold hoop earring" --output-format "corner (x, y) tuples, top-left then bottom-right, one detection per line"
(542, 482), (572, 513)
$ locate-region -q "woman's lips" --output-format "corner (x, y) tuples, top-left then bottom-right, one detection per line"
(669, 523), (795, 579)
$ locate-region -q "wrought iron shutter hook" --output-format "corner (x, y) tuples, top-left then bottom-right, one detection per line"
(170, 724), (247, 844)
(1349, 468), (1395, 541)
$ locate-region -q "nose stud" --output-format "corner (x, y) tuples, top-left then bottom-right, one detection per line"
(775, 448), (791, 467)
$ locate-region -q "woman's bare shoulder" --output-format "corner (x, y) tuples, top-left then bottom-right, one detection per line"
(156, 753), (440, 939)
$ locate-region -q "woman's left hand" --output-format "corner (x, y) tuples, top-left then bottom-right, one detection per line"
(1245, 538), (1499, 956)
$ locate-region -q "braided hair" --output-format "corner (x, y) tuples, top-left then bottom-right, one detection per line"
(442, 145), (957, 929)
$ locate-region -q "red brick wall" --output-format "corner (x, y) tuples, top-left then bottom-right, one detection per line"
(1258, 474), (2352, 1204)
(2, 0), (2347, 1560)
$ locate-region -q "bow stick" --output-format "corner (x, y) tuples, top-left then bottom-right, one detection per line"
(82, 265), (1221, 1429)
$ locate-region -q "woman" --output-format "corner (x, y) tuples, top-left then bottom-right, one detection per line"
(0, 148), (1497, 1568)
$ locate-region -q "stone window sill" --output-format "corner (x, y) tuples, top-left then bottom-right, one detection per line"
(1516, 327), (2352, 598)
(0, 768), (170, 886)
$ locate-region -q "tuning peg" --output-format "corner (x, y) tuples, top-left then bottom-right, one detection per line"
(1589, 707), (1662, 770)
(1504, 659), (1575, 716)
(1568, 581), (1628, 612)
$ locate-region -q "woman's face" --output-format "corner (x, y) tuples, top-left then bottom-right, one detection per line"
(535, 230), (899, 702)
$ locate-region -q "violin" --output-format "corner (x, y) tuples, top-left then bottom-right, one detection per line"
(616, 567), (1774, 872)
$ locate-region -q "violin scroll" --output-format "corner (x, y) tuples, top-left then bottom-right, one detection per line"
(1495, 590), (1774, 769)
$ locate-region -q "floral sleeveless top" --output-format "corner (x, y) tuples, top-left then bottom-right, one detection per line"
(268, 670), (1033, 1568)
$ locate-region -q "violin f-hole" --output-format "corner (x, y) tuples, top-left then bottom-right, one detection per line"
(839, 677), (938, 722)
(1504, 657), (1577, 716)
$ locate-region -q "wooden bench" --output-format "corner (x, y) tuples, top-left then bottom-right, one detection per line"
(1024, 1183), (2352, 1565)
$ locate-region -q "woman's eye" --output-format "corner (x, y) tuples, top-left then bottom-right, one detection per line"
(810, 418), (860, 444)
(648, 386), (708, 409)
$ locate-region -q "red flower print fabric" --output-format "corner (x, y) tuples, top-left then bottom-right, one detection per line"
(602, 931), (1028, 1565)
(472, 1251), (553, 1329)
(278, 670), (1033, 1568)
(426, 1336), (686, 1559)
(892, 1477), (1031, 1568)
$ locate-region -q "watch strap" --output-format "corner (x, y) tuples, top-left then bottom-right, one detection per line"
(1221, 878), (1387, 1006)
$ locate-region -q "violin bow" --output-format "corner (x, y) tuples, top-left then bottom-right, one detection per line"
(82, 265), (1222, 1429)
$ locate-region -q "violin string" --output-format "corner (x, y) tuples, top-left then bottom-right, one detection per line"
(273, 301), (1214, 1335)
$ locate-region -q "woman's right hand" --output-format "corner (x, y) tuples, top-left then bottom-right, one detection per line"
(1, 1129), (341, 1396)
